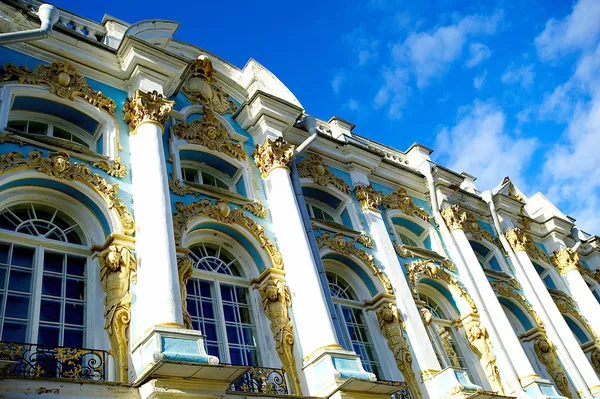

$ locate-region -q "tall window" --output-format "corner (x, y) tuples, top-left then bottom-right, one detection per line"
(533, 263), (558, 289)
(186, 242), (258, 366)
(469, 241), (503, 273)
(0, 203), (87, 348)
(305, 201), (337, 223)
(326, 272), (381, 377)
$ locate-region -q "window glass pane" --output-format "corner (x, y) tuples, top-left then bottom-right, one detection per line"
(399, 233), (418, 247)
(8, 269), (32, 292)
(341, 306), (380, 378)
(40, 299), (61, 322)
(27, 121), (47, 135)
(7, 120), (27, 132)
(201, 172), (217, 187)
(5, 294), (29, 318)
(187, 279), (222, 359)
(38, 325), (60, 346)
(67, 256), (85, 277)
(42, 275), (62, 296)
(64, 303), (84, 325)
(53, 127), (70, 140)
(0, 243), (9, 264)
(64, 328), (83, 347)
(2, 320), (27, 342)
(11, 246), (34, 268)
(183, 168), (198, 183)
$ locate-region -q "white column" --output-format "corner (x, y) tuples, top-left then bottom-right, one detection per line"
(562, 269), (600, 337)
(126, 90), (183, 339)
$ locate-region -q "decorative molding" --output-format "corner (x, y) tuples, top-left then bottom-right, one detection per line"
(0, 150), (134, 234)
(6, 130), (105, 160)
(2, 61), (116, 114)
(375, 302), (422, 399)
(548, 288), (599, 341)
(382, 188), (429, 221)
(440, 205), (494, 243)
(91, 158), (127, 178)
(296, 154), (350, 194)
(504, 228), (551, 264)
(124, 90), (174, 131)
(316, 232), (394, 295)
(395, 244), (456, 272)
(96, 244), (137, 383)
(551, 248), (580, 276)
(355, 233), (374, 248)
(177, 255), (194, 329)
(579, 266), (600, 285)
(181, 56), (238, 114)
(534, 335), (571, 398)
(354, 184), (383, 211)
(172, 199), (283, 269)
(490, 280), (544, 327)
(254, 270), (302, 395)
(172, 109), (246, 161)
(253, 137), (295, 178)
(465, 321), (504, 394)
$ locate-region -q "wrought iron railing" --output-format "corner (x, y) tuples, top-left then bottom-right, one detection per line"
(228, 367), (289, 394)
(0, 341), (108, 380)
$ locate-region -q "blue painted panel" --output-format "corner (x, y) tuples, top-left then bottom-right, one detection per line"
(498, 297), (533, 330)
(488, 256), (502, 272)
(11, 97), (99, 133)
(341, 209), (352, 229)
(533, 262), (545, 275)
(564, 316), (590, 343)
(322, 253), (377, 295)
(420, 278), (460, 314)
(536, 242), (550, 257)
(235, 178), (246, 197)
(412, 196), (433, 216)
(370, 181), (393, 195)
(470, 240), (491, 256)
(302, 186), (342, 210)
(179, 150), (238, 177)
(391, 216), (425, 236)
(478, 221), (497, 238)
(423, 236), (432, 250)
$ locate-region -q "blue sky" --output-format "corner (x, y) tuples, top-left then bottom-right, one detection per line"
(55, 0), (600, 233)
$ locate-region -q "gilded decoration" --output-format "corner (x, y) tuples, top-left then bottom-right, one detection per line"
(172, 109), (246, 161)
(177, 255), (194, 329)
(181, 56), (238, 114)
(296, 154), (350, 194)
(354, 184), (383, 211)
(579, 266), (600, 285)
(124, 90), (174, 131)
(465, 321), (504, 394)
(356, 233), (374, 248)
(489, 280), (543, 327)
(534, 335), (571, 398)
(96, 244), (137, 383)
(395, 244), (456, 272)
(382, 188), (430, 221)
(173, 199), (283, 269)
(2, 61), (116, 114)
(316, 232), (394, 295)
(253, 137), (295, 178)
(440, 205), (494, 243)
(548, 288), (599, 341)
(0, 151), (134, 234)
(551, 248), (581, 276)
(91, 158), (127, 178)
(375, 302), (422, 399)
(6, 130), (104, 159)
(504, 228), (551, 264)
(255, 272), (302, 395)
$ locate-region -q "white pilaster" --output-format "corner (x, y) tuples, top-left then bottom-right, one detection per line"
(562, 269), (600, 337)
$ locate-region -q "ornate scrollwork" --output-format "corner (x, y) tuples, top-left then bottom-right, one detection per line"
(177, 255), (194, 329)
(356, 233), (374, 248)
(490, 280), (544, 327)
(2, 61), (116, 114)
(382, 188), (429, 221)
(181, 55), (238, 114)
(504, 228), (551, 264)
(534, 335), (571, 398)
(91, 158), (127, 178)
(0, 150), (134, 234)
(375, 302), (422, 399)
(465, 321), (504, 394)
(551, 248), (581, 276)
(255, 273), (301, 395)
(124, 90), (174, 131)
(173, 199), (283, 269)
(441, 205), (494, 243)
(96, 244), (137, 383)
(172, 109), (246, 160)
(354, 184), (383, 211)
(243, 202), (268, 218)
(316, 232), (394, 295)
(253, 137), (295, 178)
(548, 289), (599, 341)
(296, 154), (350, 194)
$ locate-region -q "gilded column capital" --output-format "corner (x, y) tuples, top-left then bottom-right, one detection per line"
(124, 90), (174, 132)
(252, 137), (295, 178)
(505, 228), (550, 263)
(381, 188), (430, 221)
(354, 184), (383, 211)
(441, 205), (495, 243)
(551, 248), (581, 275)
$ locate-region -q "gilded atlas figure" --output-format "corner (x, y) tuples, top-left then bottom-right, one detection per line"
(534, 336), (571, 399)
(376, 302), (422, 399)
(177, 256), (194, 329)
(97, 245), (137, 383)
(465, 321), (504, 394)
(258, 277), (302, 395)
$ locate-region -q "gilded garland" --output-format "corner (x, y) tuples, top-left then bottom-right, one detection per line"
(253, 137), (295, 178)
(2, 61), (116, 114)
(181, 56), (238, 114)
(504, 228), (551, 264)
(441, 205), (495, 244)
(354, 184), (383, 211)
(91, 158), (128, 178)
(382, 188), (430, 221)
(124, 90), (174, 131)
(296, 154), (350, 194)
(0, 151), (134, 234)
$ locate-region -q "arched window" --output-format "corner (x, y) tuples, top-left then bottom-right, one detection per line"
(585, 280), (600, 304)
(305, 200), (337, 223)
(186, 242), (258, 366)
(0, 203), (87, 348)
(182, 162), (235, 192)
(469, 241), (503, 272)
(302, 186), (354, 229)
(326, 272), (381, 377)
(392, 217), (431, 249)
(533, 262), (558, 289)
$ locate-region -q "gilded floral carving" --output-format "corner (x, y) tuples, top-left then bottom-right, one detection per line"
(316, 232), (394, 294)
(296, 154), (350, 194)
(490, 280), (544, 327)
(382, 188), (429, 221)
(177, 255), (194, 329)
(354, 184), (383, 211)
(505, 228), (551, 264)
(124, 90), (174, 131)
(242, 202), (268, 218)
(2, 61), (116, 114)
(91, 158), (127, 178)
(172, 109), (246, 161)
(355, 233), (374, 248)
(96, 244), (137, 382)
(181, 56), (238, 114)
(465, 321), (504, 394)
(551, 248), (580, 276)
(534, 335), (571, 398)
(441, 205), (494, 243)
(375, 302), (422, 399)
(0, 150), (134, 234)
(253, 137), (295, 178)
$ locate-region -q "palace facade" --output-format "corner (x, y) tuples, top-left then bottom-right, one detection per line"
(1, 2), (600, 399)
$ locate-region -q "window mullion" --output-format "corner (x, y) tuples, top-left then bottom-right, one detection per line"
(48, 124), (54, 137)
(30, 245), (45, 344)
(213, 281), (231, 364)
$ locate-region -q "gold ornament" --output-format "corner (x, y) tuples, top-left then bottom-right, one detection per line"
(355, 233), (374, 248)
(296, 154), (350, 194)
(382, 188), (429, 221)
(253, 137), (295, 178)
(181, 56), (238, 114)
(505, 228), (551, 264)
(551, 248), (580, 275)
(177, 256), (194, 329)
(2, 61), (116, 114)
(96, 244), (137, 383)
(465, 321), (504, 394)
(124, 90), (174, 131)
(440, 205), (494, 243)
(490, 280), (544, 327)
(534, 335), (571, 398)
(172, 109), (246, 161)
(91, 158), (127, 178)
(354, 184), (383, 211)
(243, 202), (268, 218)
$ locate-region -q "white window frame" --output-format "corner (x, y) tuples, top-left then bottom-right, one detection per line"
(181, 161), (241, 194)
(305, 198), (341, 224)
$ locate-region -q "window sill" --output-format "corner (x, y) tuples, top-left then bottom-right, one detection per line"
(170, 177), (257, 206)
(483, 268), (513, 281)
(310, 218), (360, 237)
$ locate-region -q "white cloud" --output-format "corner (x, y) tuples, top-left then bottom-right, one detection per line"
(374, 67), (411, 120)
(345, 28), (380, 66)
(501, 64), (535, 88)
(331, 73), (345, 95)
(465, 42), (491, 68)
(347, 99), (359, 110)
(535, 0), (600, 61)
(434, 100), (537, 190)
(473, 70), (487, 89)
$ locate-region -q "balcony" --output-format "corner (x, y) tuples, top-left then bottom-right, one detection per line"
(228, 367), (290, 395)
(0, 341), (108, 380)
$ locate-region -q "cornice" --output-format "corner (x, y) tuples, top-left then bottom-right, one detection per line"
(235, 90), (303, 132)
